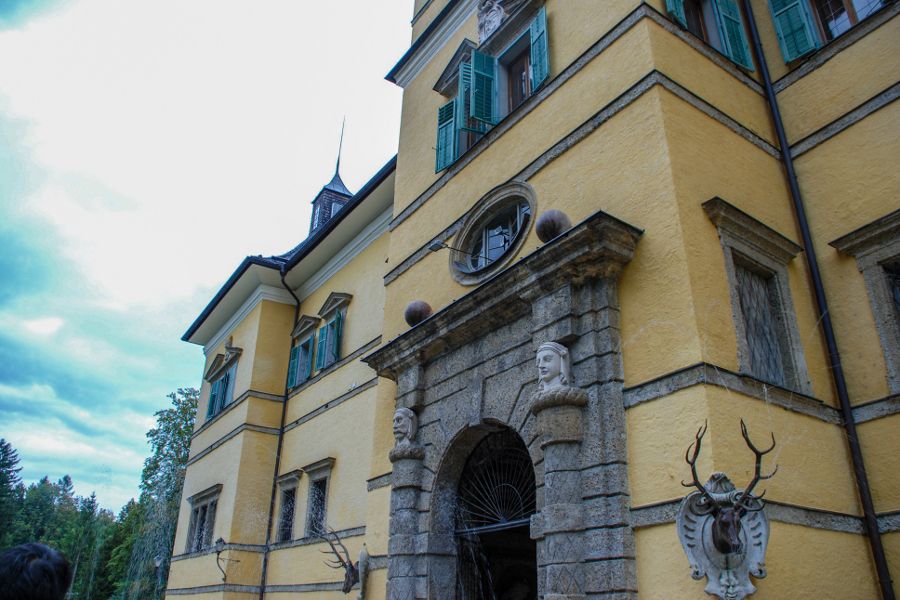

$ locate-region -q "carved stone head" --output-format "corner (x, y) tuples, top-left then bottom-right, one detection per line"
(392, 407), (418, 445)
(535, 342), (571, 392)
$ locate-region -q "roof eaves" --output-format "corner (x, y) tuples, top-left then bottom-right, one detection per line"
(386, 0), (463, 84)
(181, 255), (281, 342)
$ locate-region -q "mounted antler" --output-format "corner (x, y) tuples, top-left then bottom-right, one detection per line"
(735, 419), (778, 514)
(319, 527), (360, 594)
(681, 420), (717, 511)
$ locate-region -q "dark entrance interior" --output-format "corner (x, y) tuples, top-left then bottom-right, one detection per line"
(454, 428), (538, 600)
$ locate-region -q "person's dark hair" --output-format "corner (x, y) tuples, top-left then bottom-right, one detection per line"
(0, 543), (73, 600)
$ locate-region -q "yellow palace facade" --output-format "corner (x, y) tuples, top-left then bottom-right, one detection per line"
(166, 1), (899, 599)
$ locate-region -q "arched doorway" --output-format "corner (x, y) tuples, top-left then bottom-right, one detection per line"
(454, 428), (538, 600)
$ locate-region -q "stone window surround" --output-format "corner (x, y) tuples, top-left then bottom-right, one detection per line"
(276, 470), (303, 542)
(703, 197), (812, 394)
(302, 457), (335, 537)
(449, 180), (536, 285)
(830, 209), (900, 393)
(289, 315), (320, 389)
(185, 484), (222, 554)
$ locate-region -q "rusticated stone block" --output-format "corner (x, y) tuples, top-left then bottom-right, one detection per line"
(582, 463), (629, 496)
(541, 502), (585, 533)
(584, 494), (630, 527)
(583, 525), (635, 560)
(583, 557), (637, 593)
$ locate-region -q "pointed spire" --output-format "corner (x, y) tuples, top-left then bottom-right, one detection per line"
(335, 116), (345, 177)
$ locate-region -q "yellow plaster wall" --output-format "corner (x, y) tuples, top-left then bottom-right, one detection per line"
(411, 0), (453, 41)
(885, 531), (900, 587)
(276, 391), (375, 535)
(656, 88), (835, 403)
(627, 385), (862, 515)
(858, 414), (900, 513)
(189, 396), (281, 458)
(364, 485), (392, 558)
(776, 16), (900, 143)
(285, 359), (376, 424)
(174, 435), (243, 556)
(232, 430), (280, 545)
(250, 300), (294, 395)
(167, 552), (232, 590)
(646, 18), (775, 145)
(198, 302), (263, 423)
(298, 231), (388, 355)
(369, 379), (398, 481)
(794, 102), (900, 402)
(267, 533), (366, 587)
(635, 522), (879, 599)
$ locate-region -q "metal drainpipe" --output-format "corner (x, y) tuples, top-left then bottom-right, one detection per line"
(257, 267), (302, 600)
(740, 2), (895, 597)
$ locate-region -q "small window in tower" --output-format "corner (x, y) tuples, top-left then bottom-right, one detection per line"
(278, 486), (297, 542)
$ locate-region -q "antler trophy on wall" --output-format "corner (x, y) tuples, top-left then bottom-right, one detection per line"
(676, 420), (777, 600)
(319, 527), (368, 596)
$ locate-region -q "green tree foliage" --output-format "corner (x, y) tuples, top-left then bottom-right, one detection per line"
(0, 439), (23, 547)
(0, 388), (198, 600)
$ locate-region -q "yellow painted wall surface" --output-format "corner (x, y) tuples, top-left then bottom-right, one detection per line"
(776, 15), (900, 143)
(364, 485), (392, 558)
(267, 533), (366, 587)
(411, 0), (452, 42)
(656, 88), (836, 404)
(250, 300), (294, 395)
(646, 19), (775, 145)
(232, 430), (280, 545)
(858, 414), (900, 513)
(190, 396), (281, 459)
(795, 102), (900, 402)
(885, 531), (900, 588)
(197, 302), (264, 423)
(628, 386), (862, 515)
(635, 522), (879, 599)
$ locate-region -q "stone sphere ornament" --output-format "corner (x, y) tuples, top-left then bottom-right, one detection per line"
(535, 209), (573, 242)
(404, 300), (433, 326)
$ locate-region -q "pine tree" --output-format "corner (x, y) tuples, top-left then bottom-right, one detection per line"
(0, 439), (23, 548)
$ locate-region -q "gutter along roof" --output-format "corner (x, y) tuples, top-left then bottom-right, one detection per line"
(182, 156), (397, 344)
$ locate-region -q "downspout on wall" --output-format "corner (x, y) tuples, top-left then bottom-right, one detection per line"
(258, 267), (302, 600)
(740, 2), (895, 598)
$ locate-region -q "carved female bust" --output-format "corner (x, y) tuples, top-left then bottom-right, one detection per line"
(535, 341), (572, 392)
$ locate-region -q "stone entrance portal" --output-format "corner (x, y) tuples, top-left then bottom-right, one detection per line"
(366, 211), (643, 600)
(454, 427), (537, 600)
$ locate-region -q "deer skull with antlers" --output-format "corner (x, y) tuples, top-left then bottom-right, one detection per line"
(675, 420), (776, 600)
(319, 527), (360, 594)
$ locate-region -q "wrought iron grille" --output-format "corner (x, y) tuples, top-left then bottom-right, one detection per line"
(455, 429), (537, 533)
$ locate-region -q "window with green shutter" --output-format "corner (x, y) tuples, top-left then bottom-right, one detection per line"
(769, 0), (819, 61)
(665, 0), (755, 70)
(434, 4), (552, 171)
(287, 346), (299, 387)
(206, 379), (220, 417)
(315, 326), (328, 371)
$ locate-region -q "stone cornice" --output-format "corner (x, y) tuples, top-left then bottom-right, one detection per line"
(703, 197), (803, 266)
(830, 209), (900, 266)
(364, 210), (641, 379)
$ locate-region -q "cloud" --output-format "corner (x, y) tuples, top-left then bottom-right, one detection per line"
(0, 0), (67, 31)
(0, 0), (409, 510)
(22, 317), (63, 335)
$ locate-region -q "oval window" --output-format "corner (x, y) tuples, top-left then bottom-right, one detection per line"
(450, 183), (535, 285)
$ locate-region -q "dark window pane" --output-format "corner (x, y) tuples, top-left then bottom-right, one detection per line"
(685, 0), (708, 41)
(307, 478), (328, 536)
(812, 0), (852, 39)
(278, 487), (296, 542)
(736, 263), (786, 386)
(885, 262), (900, 322)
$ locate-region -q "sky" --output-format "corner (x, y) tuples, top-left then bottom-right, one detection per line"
(0, 0), (410, 510)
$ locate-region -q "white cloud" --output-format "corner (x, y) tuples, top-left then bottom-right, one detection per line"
(22, 316), (64, 335)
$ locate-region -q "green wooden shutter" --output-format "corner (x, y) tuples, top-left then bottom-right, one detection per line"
(435, 100), (456, 172)
(666, 0), (687, 28)
(223, 364), (236, 405)
(207, 380), (220, 417)
(287, 346), (299, 387)
(456, 61), (473, 139)
(768, 0), (818, 62)
(470, 50), (495, 124)
(315, 327), (328, 371)
(714, 0), (755, 70)
(530, 6), (550, 89)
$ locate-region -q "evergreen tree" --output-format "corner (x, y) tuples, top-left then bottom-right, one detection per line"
(0, 439), (23, 548)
